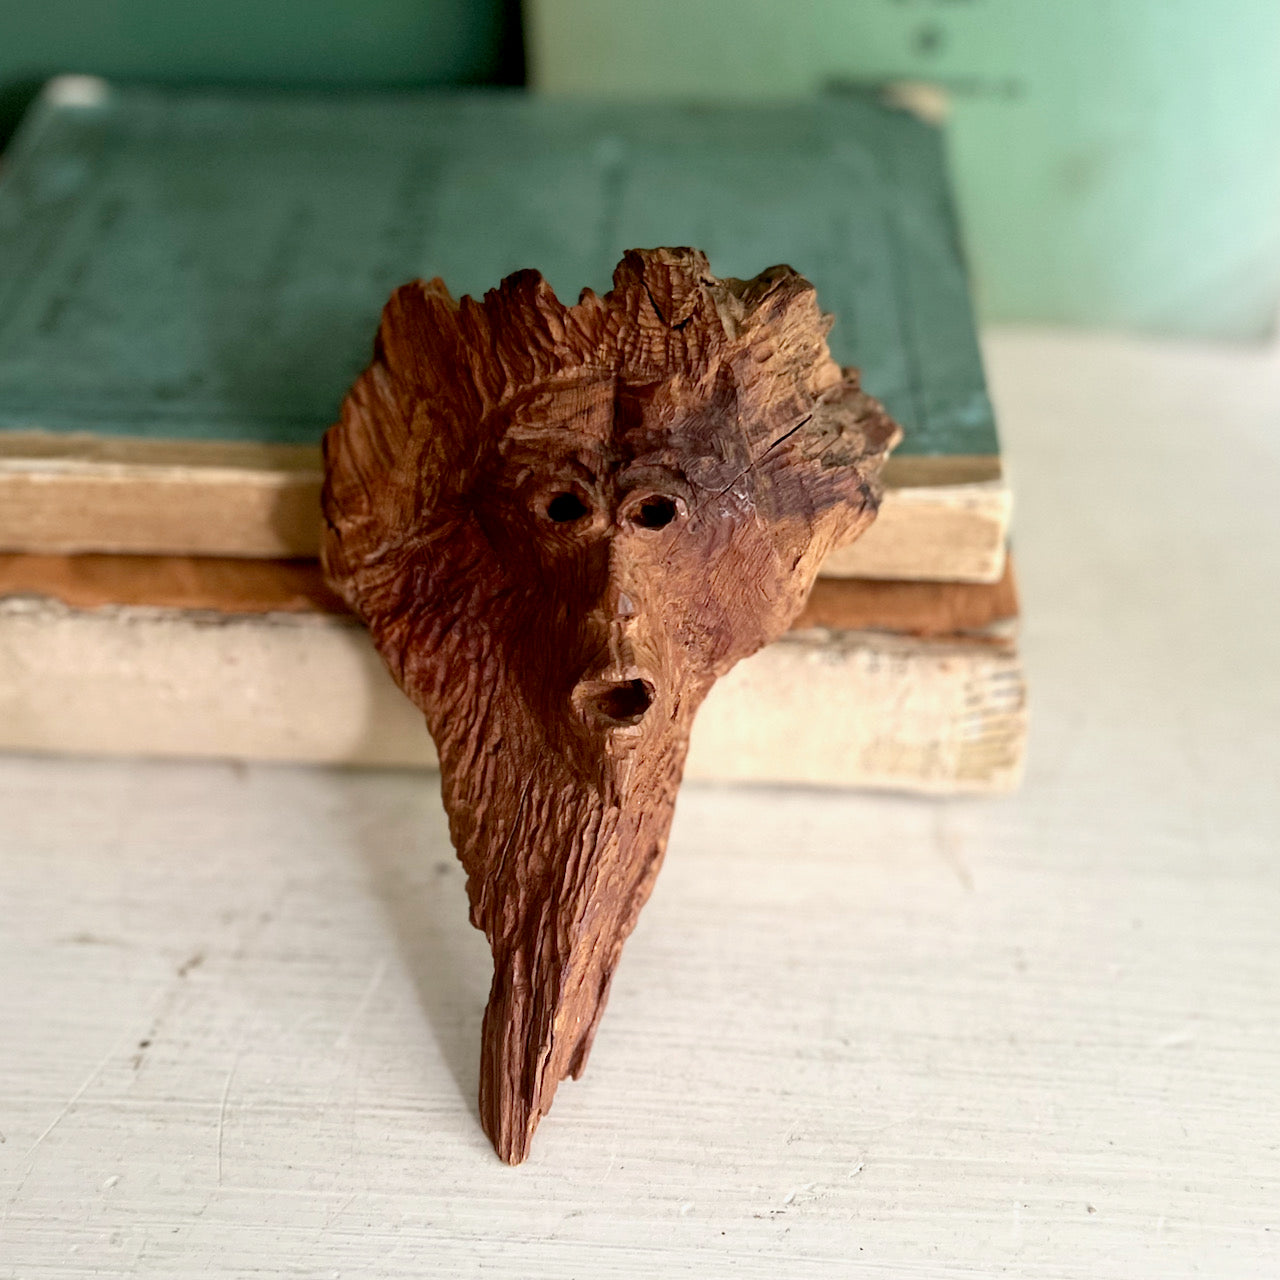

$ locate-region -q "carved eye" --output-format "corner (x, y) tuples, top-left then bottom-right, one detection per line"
(623, 493), (683, 531)
(544, 491), (591, 523)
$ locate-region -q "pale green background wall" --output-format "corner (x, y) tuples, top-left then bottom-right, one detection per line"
(530, 0), (1280, 340)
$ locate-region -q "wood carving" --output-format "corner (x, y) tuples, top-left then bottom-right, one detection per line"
(321, 248), (901, 1163)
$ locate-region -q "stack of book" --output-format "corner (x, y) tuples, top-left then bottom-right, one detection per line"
(0, 78), (1025, 794)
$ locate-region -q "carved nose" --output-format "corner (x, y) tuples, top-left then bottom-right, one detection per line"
(600, 577), (638, 622)
(598, 540), (642, 623)
(574, 676), (655, 728)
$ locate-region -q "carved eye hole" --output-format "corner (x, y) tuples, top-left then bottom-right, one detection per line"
(628, 494), (680, 530)
(544, 491), (591, 523)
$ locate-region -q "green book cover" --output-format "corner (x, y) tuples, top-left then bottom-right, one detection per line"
(0, 80), (997, 462)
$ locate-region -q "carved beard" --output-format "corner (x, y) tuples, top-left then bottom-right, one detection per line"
(364, 481), (715, 1163)
(469, 745), (688, 1165)
(445, 673), (697, 1165)
(322, 248), (900, 1163)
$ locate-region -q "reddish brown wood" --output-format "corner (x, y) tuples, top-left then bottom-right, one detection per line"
(321, 248), (900, 1163)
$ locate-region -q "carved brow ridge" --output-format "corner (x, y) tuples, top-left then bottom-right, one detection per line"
(653, 413), (815, 564)
(704, 414), (813, 505)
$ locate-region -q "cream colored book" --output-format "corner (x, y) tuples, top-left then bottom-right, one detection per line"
(0, 555), (1026, 794)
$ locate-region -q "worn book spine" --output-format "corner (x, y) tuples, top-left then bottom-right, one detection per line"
(0, 557), (1026, 794)
(0, 440), (1008, 581)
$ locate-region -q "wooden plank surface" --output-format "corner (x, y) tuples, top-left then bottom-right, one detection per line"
(1, 326), (1278, 1276)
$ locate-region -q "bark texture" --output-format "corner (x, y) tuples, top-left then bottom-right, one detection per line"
(321, 248), (900, 1162)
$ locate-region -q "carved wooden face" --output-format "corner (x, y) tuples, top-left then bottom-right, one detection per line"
(471, 369), (820, 779)
(321, 249), (899, 1162)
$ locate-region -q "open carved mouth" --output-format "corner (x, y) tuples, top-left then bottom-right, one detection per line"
(575, 677), (656, 728)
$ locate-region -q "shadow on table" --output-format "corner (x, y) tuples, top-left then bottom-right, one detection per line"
(342, 770), (490, 1118)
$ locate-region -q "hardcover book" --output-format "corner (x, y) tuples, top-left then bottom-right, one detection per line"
(0, 553), (1026, 793)
(0, 78), (1008, 581)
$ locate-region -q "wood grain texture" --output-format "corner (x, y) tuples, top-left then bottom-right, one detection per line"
(322, 248), (899, 1161)
(0, 326), (1277, 1274)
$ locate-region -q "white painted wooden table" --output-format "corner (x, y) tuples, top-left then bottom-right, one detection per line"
(2, 328), (1278, 1278)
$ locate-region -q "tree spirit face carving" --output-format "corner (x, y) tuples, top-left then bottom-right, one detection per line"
(322, 248), (900, 1163)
